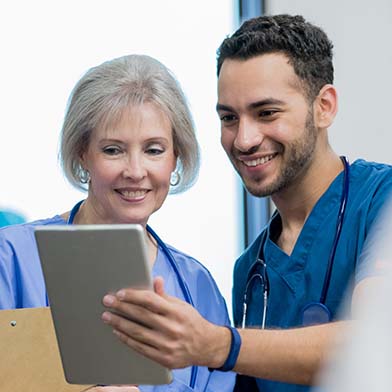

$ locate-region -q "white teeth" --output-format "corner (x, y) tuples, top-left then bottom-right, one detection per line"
(120, 190), (147, 198)
(242, 154), (275, 167)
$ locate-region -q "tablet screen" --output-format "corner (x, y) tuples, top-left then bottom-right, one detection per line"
(35, 224), (172, 386)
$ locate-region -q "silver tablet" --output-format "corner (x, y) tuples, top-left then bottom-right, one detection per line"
(35, 224), (172, 386)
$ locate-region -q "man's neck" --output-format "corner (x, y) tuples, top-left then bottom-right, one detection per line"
(271, 150), (344, 255)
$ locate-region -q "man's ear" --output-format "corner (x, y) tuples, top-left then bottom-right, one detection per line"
(313, 84), (338, 129)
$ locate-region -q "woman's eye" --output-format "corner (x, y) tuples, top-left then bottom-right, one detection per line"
(146, 147), (164, 155)
(102, 146), (121, 155)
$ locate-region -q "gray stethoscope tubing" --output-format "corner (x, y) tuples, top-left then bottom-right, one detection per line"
(242, 156), (350, 328)
(66, 200), (198, 388)
(241, 267), (267, 329)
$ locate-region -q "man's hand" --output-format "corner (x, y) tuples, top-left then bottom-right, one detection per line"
(101, 277), (230, 369)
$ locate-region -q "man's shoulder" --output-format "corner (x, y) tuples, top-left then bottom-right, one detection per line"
(351, 159), (392, 177)
(350, 159), (392, 193)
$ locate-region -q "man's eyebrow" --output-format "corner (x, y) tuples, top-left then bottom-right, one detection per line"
(216, 103), (233, 112)
(216, 98), (285, 112)
(248, 98), (285, 109)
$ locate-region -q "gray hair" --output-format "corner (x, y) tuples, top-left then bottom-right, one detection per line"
(59, 54), (200, 193)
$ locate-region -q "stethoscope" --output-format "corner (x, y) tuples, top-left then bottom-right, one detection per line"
(66, 200), (198, 388)
(242, 156), (350, 328)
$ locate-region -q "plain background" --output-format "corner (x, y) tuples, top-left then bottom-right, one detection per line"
(1, 0), (391, 316)
(0, 0), (239, 310)
(266, 0), (392, 164)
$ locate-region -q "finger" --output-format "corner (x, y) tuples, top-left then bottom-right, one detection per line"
(102, 310), (190, 367)
(91, 387), (140, 392)
(103, 294), (168, 330)
(114, 288), (172, 314)
(102, 310), (165, 348)
(103, 291), (167, 318)
(112, 328), (182, 369)
(154, 276), (165, 296)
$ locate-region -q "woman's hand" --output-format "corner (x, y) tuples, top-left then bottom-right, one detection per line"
(86, 386), (140, 392)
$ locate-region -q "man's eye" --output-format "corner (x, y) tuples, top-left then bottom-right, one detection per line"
(259, 110), (277, 118)
(220, 114), (237, 123)
(103, 146), (121, 155)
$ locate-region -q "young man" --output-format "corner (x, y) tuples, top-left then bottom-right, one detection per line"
(101, 14), (392, 391)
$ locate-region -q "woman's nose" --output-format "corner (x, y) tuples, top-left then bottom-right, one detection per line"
(122, 156), (146, 180)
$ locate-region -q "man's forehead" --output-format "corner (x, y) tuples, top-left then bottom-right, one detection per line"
(217, 55), (304, 107)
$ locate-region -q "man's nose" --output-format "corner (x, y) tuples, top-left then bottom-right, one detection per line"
(233, 119), (264, 153)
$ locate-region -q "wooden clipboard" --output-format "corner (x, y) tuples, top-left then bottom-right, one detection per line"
(0, 307), (93, 392)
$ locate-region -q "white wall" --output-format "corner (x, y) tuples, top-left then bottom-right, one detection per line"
(0, 0), (240, 312)
(265, 0), (392, 164)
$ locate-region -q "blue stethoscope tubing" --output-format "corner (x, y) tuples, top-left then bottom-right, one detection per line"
(320, 156), (350, 304)
(243, 156), (350, 327)
(66, 200), (198, 388)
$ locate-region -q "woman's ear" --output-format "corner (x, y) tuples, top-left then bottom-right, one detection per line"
(313, 84), (338, 129)
(80, 151), (88, 171)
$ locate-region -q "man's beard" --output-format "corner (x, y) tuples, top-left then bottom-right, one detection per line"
(244, 110), (317, 197)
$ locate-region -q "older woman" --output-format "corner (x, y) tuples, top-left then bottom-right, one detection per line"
(0, 55), (235, 391)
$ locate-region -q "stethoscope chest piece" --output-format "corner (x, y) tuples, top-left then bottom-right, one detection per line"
(242, 156), (350, 329)
(301, 302), (331, 326)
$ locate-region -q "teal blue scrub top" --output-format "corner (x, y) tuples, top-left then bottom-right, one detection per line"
(232, 159), (392, 392)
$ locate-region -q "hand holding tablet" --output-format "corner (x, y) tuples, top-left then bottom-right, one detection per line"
(35, 224), (172, 387)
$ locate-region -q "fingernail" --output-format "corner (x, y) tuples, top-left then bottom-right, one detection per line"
(103, 294), (115, 306)
(101, 312), (111, 323)
(116, 290), (125, 299)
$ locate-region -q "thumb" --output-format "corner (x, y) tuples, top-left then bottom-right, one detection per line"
(153, 276), (165, 296)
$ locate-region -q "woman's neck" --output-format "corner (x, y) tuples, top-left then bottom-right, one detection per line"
(61, 199), (158, 267)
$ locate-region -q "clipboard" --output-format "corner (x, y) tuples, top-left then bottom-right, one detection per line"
(0, 307), (92, 392)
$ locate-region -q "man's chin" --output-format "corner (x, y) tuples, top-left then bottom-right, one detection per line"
(244, 183), (274, 198)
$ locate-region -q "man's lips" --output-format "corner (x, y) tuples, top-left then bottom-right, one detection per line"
(239, 153), (277, 167)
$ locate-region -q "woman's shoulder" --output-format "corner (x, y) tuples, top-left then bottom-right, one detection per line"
(162, 243), (212, 276)
(0, 215), (66, 245)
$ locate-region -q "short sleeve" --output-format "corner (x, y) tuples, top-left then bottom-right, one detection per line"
(0, 231), (18, 308)
(356, 199), (392, 283)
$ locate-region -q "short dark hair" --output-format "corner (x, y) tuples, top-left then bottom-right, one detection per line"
(217, 14), (334, 101)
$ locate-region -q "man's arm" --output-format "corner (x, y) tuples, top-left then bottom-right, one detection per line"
(234, 322), (345, 384)
(101, 276), (376, 385)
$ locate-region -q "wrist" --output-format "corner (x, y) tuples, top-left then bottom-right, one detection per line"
(204, 325), (231, 368)
(208, 326), (241, 372)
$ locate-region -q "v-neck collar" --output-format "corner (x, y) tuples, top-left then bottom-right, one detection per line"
(264, 168), (346, 282)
